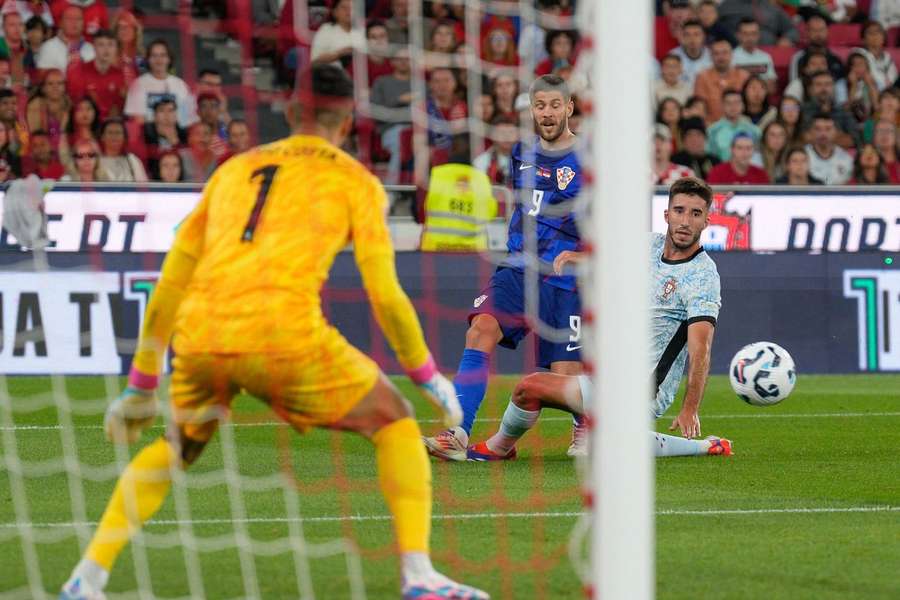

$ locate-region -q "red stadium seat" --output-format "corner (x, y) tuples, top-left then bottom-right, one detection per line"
(830, 46), (853, 64)
(828, 23), (862, 47)
(762, 45), (797, 93)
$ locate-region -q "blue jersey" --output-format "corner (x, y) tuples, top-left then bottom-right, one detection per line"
(649, 233), (721, 418)
(503, 138), (582, 291)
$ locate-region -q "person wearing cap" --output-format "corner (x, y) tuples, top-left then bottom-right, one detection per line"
(66, 29), (126, 121)
(706, 88), (760, 161)
(672, 116), (720, 179)
(706, 132), (769, 184)
(694, 37), (749, 123)
(196, 92), (227, 159)
(653, 123), (695, 185)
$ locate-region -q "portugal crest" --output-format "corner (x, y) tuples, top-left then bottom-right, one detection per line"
(661, 277), (677, 301)
(473, 294), (488, 308)
(556, 166), (576, 190)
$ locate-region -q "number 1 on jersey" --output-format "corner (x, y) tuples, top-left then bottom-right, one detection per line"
(241, 164), (279, 242)
(527, 190), (544, 216)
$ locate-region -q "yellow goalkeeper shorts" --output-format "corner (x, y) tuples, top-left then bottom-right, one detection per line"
(168, 325), (380, 443)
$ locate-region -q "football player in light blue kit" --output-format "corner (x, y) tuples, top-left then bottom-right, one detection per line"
(467, 177), (734, 460)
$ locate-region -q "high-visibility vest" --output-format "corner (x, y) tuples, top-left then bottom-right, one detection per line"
(420, 163), (497, 251)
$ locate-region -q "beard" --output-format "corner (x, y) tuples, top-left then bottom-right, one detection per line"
(534, 116), (567, 143)
(668, 227), (701, 250)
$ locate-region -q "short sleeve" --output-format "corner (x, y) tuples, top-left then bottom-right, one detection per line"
(124, 77), (145, 119)
(685, 264), (721, 325)
(351, 173), (393, 265)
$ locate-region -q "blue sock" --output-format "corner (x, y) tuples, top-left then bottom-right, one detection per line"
(454, 349), (490, 436)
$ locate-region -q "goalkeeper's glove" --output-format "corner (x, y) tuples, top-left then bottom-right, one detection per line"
(104, 368), (159, 444)
(408, 356), (462, 428)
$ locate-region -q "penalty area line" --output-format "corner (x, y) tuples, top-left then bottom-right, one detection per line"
(2, 506), (899, 530)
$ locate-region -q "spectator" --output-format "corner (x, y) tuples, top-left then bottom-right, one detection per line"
(683, 95), (708, 123)
(482, 24), (518, 67)
(694, 38), (749, 123)
(97, 118), (146, 182)
(807, 0), (857, 23)
(655, 54), (691, 108)
(21, 129), (64, 178)
(63, 138), (106, 181)
(857, 21), (897, 91)
(0, 156), (12, 183)
(220, 118), (250, 163)
(426, 67), (467, 165)
(801, 70), (860, 147)
(844, 50), (879, 124)
(311, 0), (361, 70)
(491, 71), (518, 120)
(366, 21), (393, 83)
(655, 0), (693, 61)
(50, 0), (107, 39)
(153, 148), (183, 182)
(518, 0), (562, 67)
(697, 0), (737, 47)
(430, 20), (458, 53)
(872, 119), (900, 181)
(125, 39), (197, 128)
(17, 0), (53, 27)
(0, 88), (27, 155)
(475, 91), (495, 123)
(717, 0), (797, 47)
(805, 113), (853, 184)
(732, 18), (776, 92)
(111, 10), (144, 78)
(850, 142), (891, 184)
(656, 97), (683, 150)
(371, 49), (412, 184)
(743, 76), (776, 126)
(66, 96), (99, 145)
(706, 89), (760, 161)
(535, 30), (577, 76)
(653, 123), (695, 184)
(384, 0), (409, 45)
(178, 122), (216, 182)
(66, 29), (125, 121)
(752, 120), (788, 181)
(789, 14), (845, 82)
(706, 132), (770, 184)
(25, 68), (68, 149)
(784, 49), (831, 102)
(23, 16), (48, 76)
(473, 116), (518, 186)
(36, 4), (94, 74)
(0, 11), (28, 87)
(775, 146), (823, 184)
(142, 97), (186, 175)
(670, 19), (711, 89)
(672, 116), (720, 179)
(196, 92), (227, 159)
(863, 88), (900, 142)
(0, 119), (22, 176)
(196, 68), (230, 125)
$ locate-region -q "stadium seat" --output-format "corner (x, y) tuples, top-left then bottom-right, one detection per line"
(828, 23), (862, 47)
(762, 45), (797, 93)
(830, 46), (853, 64)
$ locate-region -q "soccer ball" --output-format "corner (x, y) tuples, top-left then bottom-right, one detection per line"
(729, 342), (796, 407)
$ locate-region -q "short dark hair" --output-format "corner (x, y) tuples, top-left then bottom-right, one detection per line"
(785, 145), (807, 162)
(146, 39), (174, 69)
(366, 20), (387, 35)
(92, 29), (116, 43)
(30, 129), (49, 139)
(544, 30), (577, 56)
(862, 20), (884, 38)
(529, 74), (570, 102)
(292, 64), (355, 129)
(25, 15), (46, 32)
(813, 111), (835, 123)
(668, 176), (712, 208)
(737, 17), (758, 29)
(227, 118), (247, 134)
(808, 69), (833, 82)
(682, 19), (703, 32)
(710, 36), (733, 48)
(0, 89), (16, 101)
(152, 97), (177, 111)
(661, 53), (681, 64)
(198, 68), (221, 79)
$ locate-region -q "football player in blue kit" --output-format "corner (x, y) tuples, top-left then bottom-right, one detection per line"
(424, 74), (586, 461)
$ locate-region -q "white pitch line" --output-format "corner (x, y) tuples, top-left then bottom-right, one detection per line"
(3, 411), (900, 432)
(2, 506), (898, 530)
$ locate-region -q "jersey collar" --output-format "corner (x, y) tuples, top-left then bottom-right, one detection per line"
(660, 246), (705, 265)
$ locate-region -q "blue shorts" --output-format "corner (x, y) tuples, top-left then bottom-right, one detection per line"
(468, 267), (582, 369)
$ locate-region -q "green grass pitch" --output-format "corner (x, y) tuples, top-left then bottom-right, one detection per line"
(1, 374), (899, 599)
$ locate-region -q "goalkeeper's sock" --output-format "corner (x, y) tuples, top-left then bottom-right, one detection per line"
(454, 349), (490, 436)
(84, 436), (177, 573)
(487, 400), (540, 455)
(652, 432), (710, 457)
(373, 417), (431, 555)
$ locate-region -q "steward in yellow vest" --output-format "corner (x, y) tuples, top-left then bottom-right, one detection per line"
(420, 163), (497, 251)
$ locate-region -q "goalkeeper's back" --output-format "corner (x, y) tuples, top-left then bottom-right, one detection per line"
(172, 134), (394, 355)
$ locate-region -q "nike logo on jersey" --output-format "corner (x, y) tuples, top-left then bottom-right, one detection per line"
(518, 163), (534, 170)
(566, 344), (582, 352)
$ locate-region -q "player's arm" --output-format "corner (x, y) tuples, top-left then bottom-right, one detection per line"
(669, 319), (715, 439)
(553, 250), (587, 275)
(352, 175), (461, 426)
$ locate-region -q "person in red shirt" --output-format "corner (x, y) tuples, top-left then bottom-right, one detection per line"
(0, 11), (28, 88)
(22, 129), (65, 178)
(366, 21), (394, 84)
(535, 30), (578, 77)
(51, 0), (107, 39)
(66, 29), (125, 121)
(706, 132), (770, 184)
(655, 0), (693, 61)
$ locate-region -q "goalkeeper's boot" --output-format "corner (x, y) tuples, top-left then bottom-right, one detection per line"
(566, 418), (588, 458)
(402, 572), (490, 599)
(423, 426), (468, 462)
(59, 576), (107, 600)
(705, 436), (734, 456)
(466, 441), (517, 462)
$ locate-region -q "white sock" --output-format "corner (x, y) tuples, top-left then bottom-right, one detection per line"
(402, 552), (435, 581)
(486, 400), (540, 455)
(652, 432), (711, 457)
(70, 558), (109, 590)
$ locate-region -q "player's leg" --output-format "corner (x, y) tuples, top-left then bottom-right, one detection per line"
(652, 379), (733, 457)
(61, 355), (236, 599)
(468, 372), (585, 461)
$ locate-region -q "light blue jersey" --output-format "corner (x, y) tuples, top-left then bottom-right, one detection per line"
(577, 234), (721, 417)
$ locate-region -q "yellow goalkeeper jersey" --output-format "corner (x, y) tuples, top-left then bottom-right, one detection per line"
(169, 134), (426, 365)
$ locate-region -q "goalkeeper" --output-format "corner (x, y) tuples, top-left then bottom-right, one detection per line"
(60, 65), (488, 600)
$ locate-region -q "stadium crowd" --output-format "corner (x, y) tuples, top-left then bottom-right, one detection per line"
(282, 0), (900, 187)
